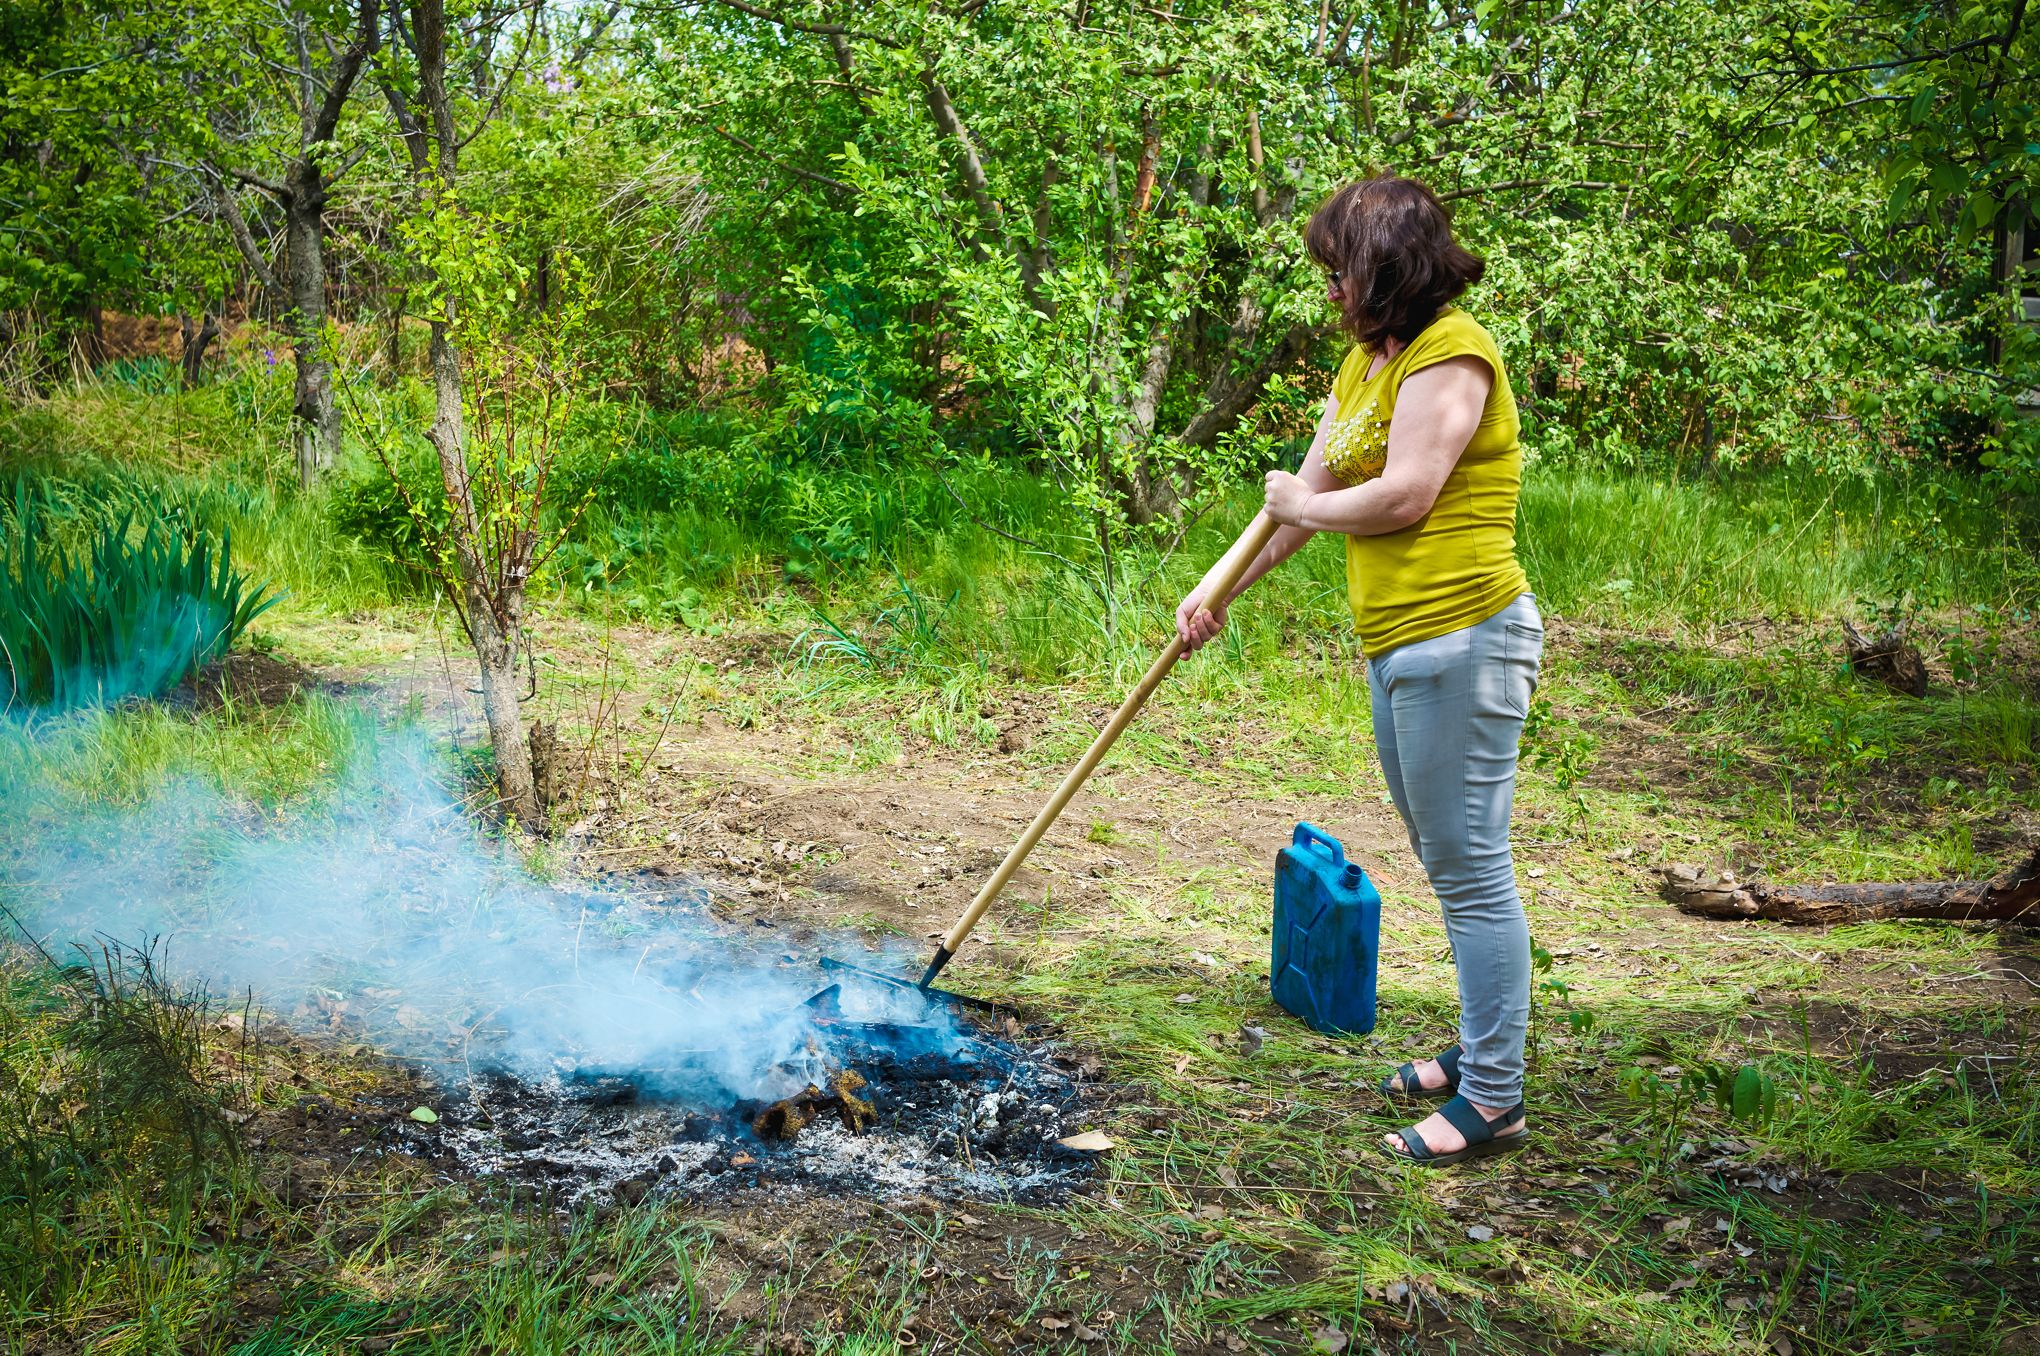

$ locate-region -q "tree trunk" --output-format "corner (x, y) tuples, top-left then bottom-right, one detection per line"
(1090, 118), (1196, 527)
(1022, 154), (1059, 317)
(1111, 317), (1183, 524)
(68, 300), (107, 375)
(423, 312), (542, 827)
(1660, 853), (2040, 925)
(1178, 321), (1318, 450)
(528, 718), (564, 813)
(919, 68), (1049, 317)
(473, 612), (538, 824)
(1843, 619), (1928, 697)
(408, 0), (539, 827)
(1150, 161), (1315, 482)
(1987, 201), (2017, 370)
(1245, 107), (1271, 223)
(285, 163), (340, 488)
(178, 309), (222, 388)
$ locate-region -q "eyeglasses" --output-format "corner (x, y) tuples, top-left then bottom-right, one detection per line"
(1327, 270), (1345, 291)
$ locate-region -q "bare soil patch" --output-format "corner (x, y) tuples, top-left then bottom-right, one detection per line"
(169, 650), (331, 710)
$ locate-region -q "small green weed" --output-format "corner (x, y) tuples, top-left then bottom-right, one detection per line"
(797, 568), (957, 682)
(1622, 1060), (1782, 1169)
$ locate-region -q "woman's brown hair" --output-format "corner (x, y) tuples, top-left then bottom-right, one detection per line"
(1304, 174), (1484, 350)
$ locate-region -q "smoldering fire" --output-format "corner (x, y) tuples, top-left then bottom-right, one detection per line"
(2, 710), (1096, 1202)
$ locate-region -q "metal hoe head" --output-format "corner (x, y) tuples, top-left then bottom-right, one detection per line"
(815, 955), (1008, 1015)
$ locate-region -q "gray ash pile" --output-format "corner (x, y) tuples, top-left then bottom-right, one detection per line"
(384, 996), (1099, 1206)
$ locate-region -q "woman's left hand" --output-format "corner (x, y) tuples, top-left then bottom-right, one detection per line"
(1263, 470), (1315, 528)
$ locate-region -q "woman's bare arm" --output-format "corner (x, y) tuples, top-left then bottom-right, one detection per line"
(1261, 355), (1491, 535)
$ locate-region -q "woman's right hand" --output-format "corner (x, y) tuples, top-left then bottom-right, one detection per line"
(1176, 582), (1229, 653)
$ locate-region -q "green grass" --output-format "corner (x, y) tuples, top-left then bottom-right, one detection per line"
(0, 944), (744, 1354)
(1, 386), (408, 622)
(0, 479), (280, 710)
(2, 370), (2037, 1353)
(0, 947), (249, 1349)
(1516, 465), (2033, 622)
(1520, 629), (2038, 880)
(9, 357), (2037, 690)
(0, 692), (382, 808)
(3, 637), (2035, 1354)
(981, 926), (2036, 1354)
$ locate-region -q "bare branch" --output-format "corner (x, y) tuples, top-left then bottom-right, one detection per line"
(456, 0), (545, 151)
(221, 164), (290, 199)
(567, 0), (625, 66)
(1327, 7), (1358, 63)
(1737, 33), (2002, 83)
(207, 170), (282, 295)
(310, 0), (382, 144)
(1385, 108), (1469, 148)
(1245, 106), (1270, 223)
(681, 0), (905, 49)
(709, 124), (855, 193)
(1436, 176), (1616, 202)
(920, 71), (1008, 246)
(324, 141), (375, 185)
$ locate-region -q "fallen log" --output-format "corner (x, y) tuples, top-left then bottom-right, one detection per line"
(1661, 849), (2040, 925)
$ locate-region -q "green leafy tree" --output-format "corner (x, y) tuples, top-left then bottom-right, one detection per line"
(642, 0), (1334, 539)
(1726, 0), (2039, 481)
(203, 0), (385, 484)
(0, 0), (222, 376)
(639, 0), (2030, 543)
(372, 0), (602, 827)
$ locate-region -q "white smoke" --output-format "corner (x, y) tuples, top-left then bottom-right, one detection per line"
(0, 708), (961, 1106)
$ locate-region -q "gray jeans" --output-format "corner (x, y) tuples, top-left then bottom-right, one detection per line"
(1367, 593), (1543, 1108)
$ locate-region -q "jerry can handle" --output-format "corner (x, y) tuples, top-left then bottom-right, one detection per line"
(1290, 821), (1346, 868)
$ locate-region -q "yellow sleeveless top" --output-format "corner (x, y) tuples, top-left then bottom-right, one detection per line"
(1325, 307), (1529, 658)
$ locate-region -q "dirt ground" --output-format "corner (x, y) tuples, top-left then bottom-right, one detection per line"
(202, 618), (2040, 1352)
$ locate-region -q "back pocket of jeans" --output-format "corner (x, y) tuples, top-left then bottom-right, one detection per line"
(1503, 622), (1542, 718)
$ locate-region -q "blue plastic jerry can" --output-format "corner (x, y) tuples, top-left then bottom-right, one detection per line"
(1271, 822), (1382, 1035)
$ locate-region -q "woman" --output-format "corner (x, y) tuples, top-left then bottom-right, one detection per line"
(1175, 174), (1542, 1167)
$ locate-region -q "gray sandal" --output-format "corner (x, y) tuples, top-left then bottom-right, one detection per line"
(1381, 1094), (1528, 1168)
(1378, 1044), (1462, 1100)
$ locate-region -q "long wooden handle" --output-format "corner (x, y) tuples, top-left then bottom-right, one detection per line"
(931, 511), (1281, 968)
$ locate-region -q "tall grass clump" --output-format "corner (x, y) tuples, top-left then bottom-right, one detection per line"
(0, 945), (248, 1345)
(0, 479), (279, 711)
(1518, 467), (2036, 622)
(0, 690), (380, 809)
(4, 366), (407, 615)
